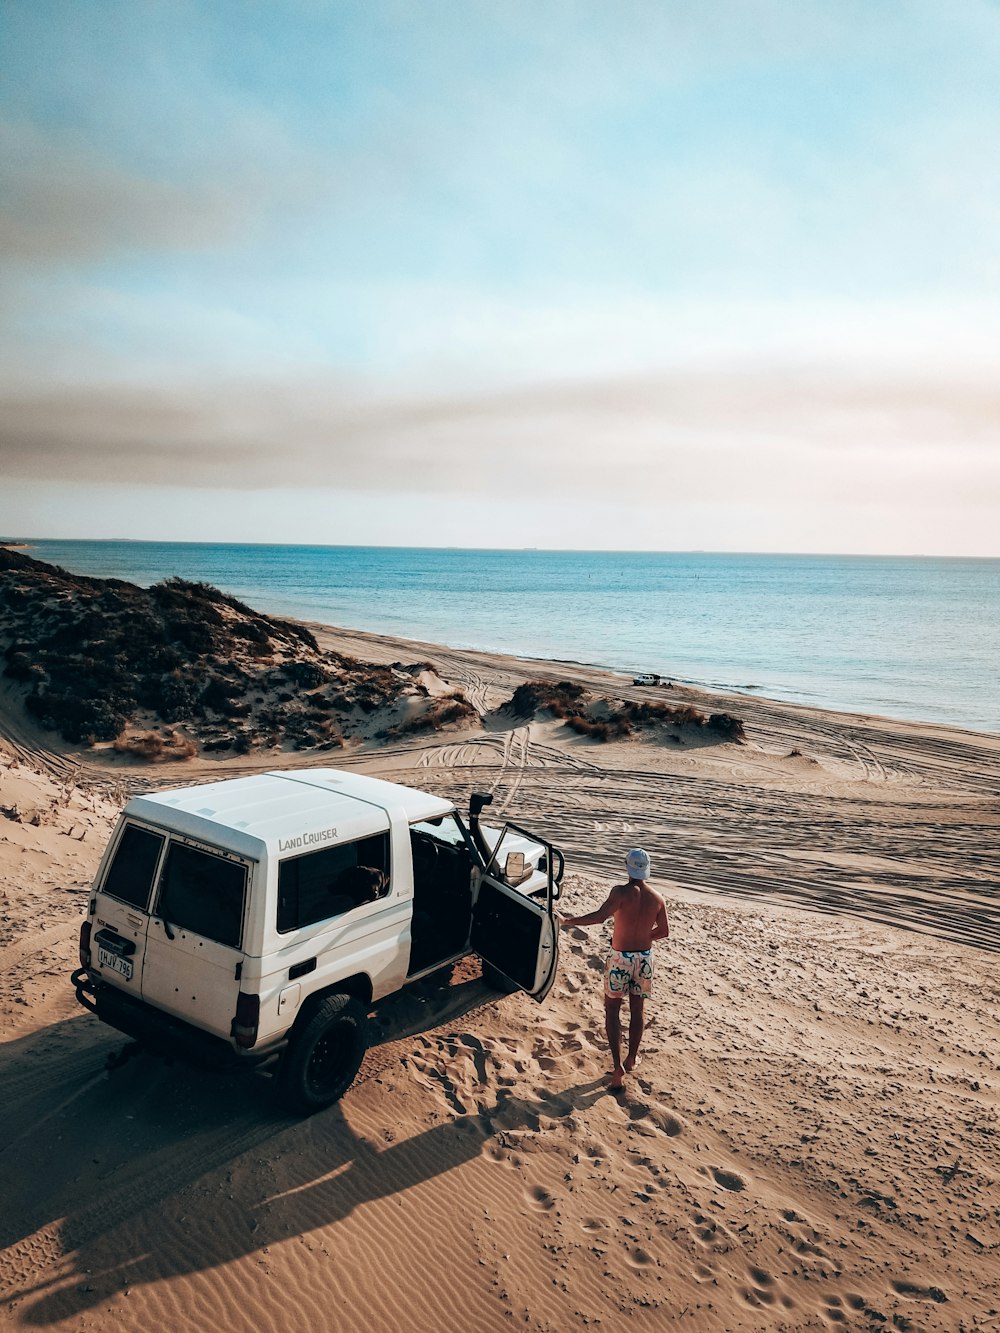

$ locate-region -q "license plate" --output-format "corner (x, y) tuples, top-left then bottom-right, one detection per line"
(98, 947), (134, 982)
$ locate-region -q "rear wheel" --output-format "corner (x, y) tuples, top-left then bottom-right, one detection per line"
(277, 993), (369, 1115)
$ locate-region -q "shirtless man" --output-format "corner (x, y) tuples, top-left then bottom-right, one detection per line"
(559, 848), (668, 1089)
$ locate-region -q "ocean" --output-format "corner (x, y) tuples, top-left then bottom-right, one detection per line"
(15, 540), (1000, 735)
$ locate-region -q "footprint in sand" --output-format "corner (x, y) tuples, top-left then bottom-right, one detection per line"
(581, 1141), (609, 1161)
(624, 1100), (684, 1138)
(821, 1294), (848, 1324)
(711, 1166), (746, 1192)
(892, 1280), (948, 1304)
(581, 1217), (607, 1233)
(625, 1246), (656, 1269)
(745, 1267), (776, 1306)
(526, 1184), (556, 1211)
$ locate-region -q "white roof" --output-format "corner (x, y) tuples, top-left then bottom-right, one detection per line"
(123, 768), (455, 859)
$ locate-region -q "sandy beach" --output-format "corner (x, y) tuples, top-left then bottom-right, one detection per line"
(1, 621), (998, 1332)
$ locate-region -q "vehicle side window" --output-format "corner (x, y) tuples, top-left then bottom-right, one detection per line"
(102, 825), (165, 910)
(155, 842), (247, 949)
(277, 832), (390, 933)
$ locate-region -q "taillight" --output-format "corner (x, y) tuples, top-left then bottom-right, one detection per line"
(79, 921), (92, 968)
(232, 991), (259, 1049)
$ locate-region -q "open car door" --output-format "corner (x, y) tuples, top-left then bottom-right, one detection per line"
(469, 822), (562, 1002)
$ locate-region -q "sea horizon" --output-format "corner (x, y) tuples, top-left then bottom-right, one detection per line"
(10, 538), (1000, 735)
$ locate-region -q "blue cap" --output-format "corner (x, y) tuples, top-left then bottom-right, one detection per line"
(625, 848), (650, 878)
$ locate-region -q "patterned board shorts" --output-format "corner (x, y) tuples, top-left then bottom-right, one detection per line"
(604, 947), (653, 1000)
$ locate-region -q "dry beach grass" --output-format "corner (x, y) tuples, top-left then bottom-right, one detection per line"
(0, 613), (997, 1331)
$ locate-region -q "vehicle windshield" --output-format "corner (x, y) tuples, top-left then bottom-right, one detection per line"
(411, 814), (468, 850)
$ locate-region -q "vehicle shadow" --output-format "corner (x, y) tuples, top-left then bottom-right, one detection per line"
(1, 969), (606, 1324)
(7, 1065), (614, 1326)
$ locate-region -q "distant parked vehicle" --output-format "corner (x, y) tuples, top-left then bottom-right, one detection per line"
(632, 673), (660, 686)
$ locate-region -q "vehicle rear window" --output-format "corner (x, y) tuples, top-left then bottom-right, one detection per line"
(155, 842), (248, 949)
(102, 825), (165, 910)
(278, 833), (390, 933)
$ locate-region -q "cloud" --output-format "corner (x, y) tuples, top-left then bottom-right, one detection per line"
(0, 105), (333, 266)
(0, 122), (230, 262)
(2, 370), (997, 514)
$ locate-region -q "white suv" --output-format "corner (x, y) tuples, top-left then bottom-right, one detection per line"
(72, 769), (563, 1114)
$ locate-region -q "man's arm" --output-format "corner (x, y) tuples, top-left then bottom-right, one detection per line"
(559, 889), (619, 930)
(649, 902), (669, 942)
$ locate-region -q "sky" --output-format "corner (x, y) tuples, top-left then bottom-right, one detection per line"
(2, 0), (999, 554)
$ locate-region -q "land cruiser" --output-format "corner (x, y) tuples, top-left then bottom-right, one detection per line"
(72, 769), (563, 1114)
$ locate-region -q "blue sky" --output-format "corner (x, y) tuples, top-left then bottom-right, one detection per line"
(2, 1), (999, 553)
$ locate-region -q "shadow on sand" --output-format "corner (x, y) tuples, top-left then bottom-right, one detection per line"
(0, 970), (618, 1326)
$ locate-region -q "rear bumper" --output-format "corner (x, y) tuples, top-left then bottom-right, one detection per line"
(71, 968), (284, 1070)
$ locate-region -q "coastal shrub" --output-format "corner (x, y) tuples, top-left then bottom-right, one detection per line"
(502, 677), (743, 744)
(3, 650), (34, 682)
(142, 644), (184, 673)
(0, 548), (424, 748)
(707, 712), (746, 741)
(566, 714), (632, 741)
(282, 659), (328, 690)
(231, 618), (270, 646)
(26, 688), (135, 743)
(202, 735), (235, 753)
(139, 671), (202, 722)
(665, 703), (705, 726)
(201, 675), (245, 713)
(113, 729), (198, 762)
(394, 660), (437, 675)
(509, 680), (587, 719)
(394, 696), (478, 735)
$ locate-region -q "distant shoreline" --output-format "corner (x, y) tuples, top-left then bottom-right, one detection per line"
(10, 537), (1000, 735)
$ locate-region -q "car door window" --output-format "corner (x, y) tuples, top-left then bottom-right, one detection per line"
(155, 841), (248, 949)
(101, 824), (165, 910)
(277, 832), (390, 933)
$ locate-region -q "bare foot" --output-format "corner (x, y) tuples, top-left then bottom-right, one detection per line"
(609, 1066), (626, 1090)
(623, 1055), (638, 1072)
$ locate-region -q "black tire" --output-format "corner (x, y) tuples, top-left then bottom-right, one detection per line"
(481, 959), (518, 993)
(276, 993), (369, 1115)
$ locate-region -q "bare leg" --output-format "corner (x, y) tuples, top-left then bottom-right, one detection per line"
(604, 997), (625, 1088)
(624, 994), (644, 1071)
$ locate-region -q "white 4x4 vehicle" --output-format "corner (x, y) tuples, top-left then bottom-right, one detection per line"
(72, 769), (563, 1114)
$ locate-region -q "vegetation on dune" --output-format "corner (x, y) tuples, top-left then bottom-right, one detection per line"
(0, 548), (478, 756)
(112, 729), (199, 762)
(506, 677), (745, 744)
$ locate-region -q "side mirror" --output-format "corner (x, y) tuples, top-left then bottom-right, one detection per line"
(504, 851), (527, 884)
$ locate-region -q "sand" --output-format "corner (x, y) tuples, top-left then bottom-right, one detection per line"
(0, 625), (997, 1332)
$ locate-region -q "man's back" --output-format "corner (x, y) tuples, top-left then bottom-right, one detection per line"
(609, 879), (666, 950)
